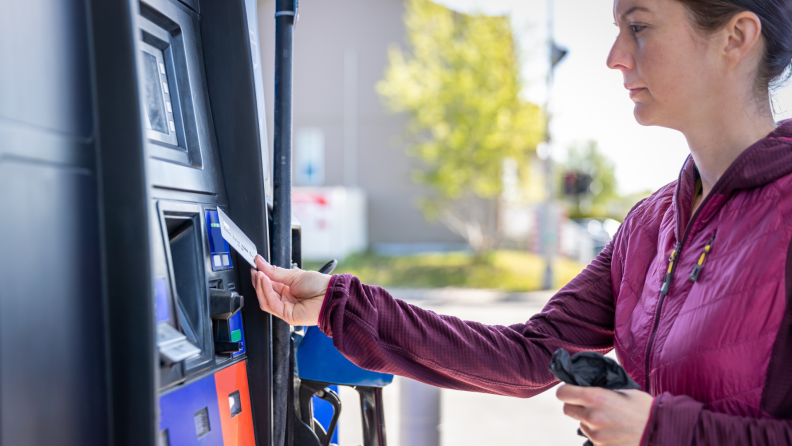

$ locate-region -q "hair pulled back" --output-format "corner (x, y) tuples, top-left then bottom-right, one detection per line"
(676, 0), (792, 91)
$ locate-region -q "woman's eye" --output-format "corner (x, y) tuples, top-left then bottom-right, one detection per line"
(630, 24), (646, 34)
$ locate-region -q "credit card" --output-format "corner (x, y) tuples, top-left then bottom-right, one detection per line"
(217, 208), (258, 267)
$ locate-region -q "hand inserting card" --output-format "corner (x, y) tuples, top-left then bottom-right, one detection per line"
(217, 208), (258, 268)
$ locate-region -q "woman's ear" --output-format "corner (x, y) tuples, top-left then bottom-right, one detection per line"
(723, 11), (763, 69)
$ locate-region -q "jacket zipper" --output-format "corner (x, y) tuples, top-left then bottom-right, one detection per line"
(644, 174), (719, 394)
(690, 231), (716, 282)
(660, 244), (680, 296)
(645, 242), (681, 394)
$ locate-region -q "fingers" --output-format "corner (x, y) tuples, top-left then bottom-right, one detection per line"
(577, 422), (602, 445)
(558, 385), (654, 446)
(271, 280), (286, 294)
(251, 269), (287, 319)
(255, 254), (299, 286)
(556, 385), (612, 407)
(562, 403), (587, 421)
(557, 384), (593, 406)
(251, 266), (287, 294)
(557, 385), (610, 429)
(254, 255), (269, 271)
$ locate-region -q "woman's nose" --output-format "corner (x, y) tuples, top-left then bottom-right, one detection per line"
(606, 33), (633, 72)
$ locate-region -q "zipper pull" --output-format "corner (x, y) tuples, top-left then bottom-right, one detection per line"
(660, 243), (681, 296)
(690, 232), (716, 282)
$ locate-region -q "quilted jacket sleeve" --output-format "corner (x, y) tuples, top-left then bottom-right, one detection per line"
(643, 393), (792, 445)
(317, 242), (617, 398)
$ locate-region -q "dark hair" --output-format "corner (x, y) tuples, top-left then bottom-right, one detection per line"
(676, 0), (792, 92)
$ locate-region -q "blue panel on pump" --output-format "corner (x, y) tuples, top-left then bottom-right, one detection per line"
(154, 277), (170, 323)
(159, 373), (223, 446)
(295, 327), (394, 387)
(205, 210), (233, 271)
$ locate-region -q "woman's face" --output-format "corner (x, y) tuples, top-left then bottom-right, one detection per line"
(608, 0), (721, 129)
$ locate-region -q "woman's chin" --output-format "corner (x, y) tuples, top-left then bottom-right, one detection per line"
(632, 103), (656, 127)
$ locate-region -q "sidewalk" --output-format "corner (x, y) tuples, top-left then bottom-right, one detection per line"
(336, 288), (584, 446)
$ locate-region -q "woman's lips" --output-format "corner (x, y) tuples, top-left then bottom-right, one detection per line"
(628, 87), (646, 99)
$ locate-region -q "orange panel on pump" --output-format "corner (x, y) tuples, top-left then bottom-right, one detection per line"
(214, 360), (256, 446)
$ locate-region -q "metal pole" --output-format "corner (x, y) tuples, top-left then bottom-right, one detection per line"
(273, 0), (296, 444)
(542, 0), (558, 290)
(399, 378), (440, 446)
(343, 49), (358, 188)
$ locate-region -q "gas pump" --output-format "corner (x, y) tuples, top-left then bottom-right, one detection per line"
(3, 0), (393, 444)
(1, 0), (276, 443)
(90, 0), (277, 444)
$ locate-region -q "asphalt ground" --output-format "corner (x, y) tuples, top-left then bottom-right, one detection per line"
(336, 288), (585, 446)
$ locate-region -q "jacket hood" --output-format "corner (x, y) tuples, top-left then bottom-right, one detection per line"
(716, 119), (792, 193)
(681, 119), (792, 195)
(673, 120), (792, 241)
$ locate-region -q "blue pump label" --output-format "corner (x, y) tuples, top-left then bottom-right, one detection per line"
(205, 210), (234, 271)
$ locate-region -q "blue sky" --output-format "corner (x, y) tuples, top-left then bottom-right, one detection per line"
(437, 0), (792, 194)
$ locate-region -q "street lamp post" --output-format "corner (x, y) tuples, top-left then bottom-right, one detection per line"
(541, 0), (567, 290)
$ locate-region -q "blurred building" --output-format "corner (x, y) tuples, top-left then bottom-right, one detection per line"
(256, 0), (468, 256)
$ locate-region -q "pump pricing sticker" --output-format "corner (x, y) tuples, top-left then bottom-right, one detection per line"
(217, 208), (258, 267)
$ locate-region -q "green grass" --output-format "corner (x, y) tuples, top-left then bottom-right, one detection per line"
(304, 250), (586, 292)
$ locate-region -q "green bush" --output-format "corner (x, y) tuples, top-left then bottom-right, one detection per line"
(304, 250), (586, 292)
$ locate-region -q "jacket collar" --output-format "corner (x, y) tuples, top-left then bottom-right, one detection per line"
(672, 119), (792, 243)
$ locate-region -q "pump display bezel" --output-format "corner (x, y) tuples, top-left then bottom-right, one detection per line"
(136, 0), (208, 168)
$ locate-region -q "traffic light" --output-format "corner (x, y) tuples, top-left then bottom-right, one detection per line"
(563, 170), (593, 196)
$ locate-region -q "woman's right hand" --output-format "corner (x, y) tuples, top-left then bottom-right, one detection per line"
(250, 255), (332, 326)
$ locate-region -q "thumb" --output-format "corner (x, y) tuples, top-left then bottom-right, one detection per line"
(255, 254), (298, 285)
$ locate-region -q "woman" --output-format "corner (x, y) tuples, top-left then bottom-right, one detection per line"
(252, 0), (792, 444)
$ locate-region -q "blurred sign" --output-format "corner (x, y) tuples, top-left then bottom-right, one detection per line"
(296, 128), (325, 185)
(292, 187), (367, 261)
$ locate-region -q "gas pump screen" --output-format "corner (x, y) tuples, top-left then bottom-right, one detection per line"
(142, 51), (168, 134)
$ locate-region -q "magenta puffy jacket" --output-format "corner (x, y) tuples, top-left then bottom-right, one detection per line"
(318, 122), (792, 445)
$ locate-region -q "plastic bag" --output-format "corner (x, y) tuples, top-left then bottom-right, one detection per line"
(549, 348), (639, 390)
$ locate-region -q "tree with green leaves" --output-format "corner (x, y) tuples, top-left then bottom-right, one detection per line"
(377, 0), (544, 251)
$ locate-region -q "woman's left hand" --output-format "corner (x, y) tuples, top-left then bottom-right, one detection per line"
(556, 384), (654, 446)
